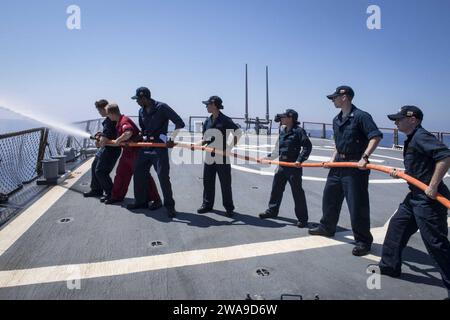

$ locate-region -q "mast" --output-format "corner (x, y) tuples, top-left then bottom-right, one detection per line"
(245, 64), (249, 123)
(265, 65), (269, 122)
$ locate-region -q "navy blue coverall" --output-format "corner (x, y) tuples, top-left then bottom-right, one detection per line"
(201, 112), (239, 211)
(266, 125), (312, 223)
(90, 118), (121, 196)
(379, 126), (450, 295)
(133, 99), (185, 208)
(320, 105), (383, 247)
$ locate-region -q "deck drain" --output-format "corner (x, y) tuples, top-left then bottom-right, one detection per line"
(57, 218), (74, 224)
(252, 186), (259, 190)
(150, 241), (164, 247)
(256, 268), (270, 277)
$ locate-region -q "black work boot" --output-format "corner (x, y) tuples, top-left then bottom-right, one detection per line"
(167, 207), (177, 218)
(352, 243), (371, 256)
(126, 202), (148, 210)
(149, 200), (163, 211)
(197, 206), (213, 214)
(308, 225), (334, 237)
(367, 264), (401, 278)
(297, 221), (308, 228)
(225, 209), (235, 218)
(100, 195), (110, 203)
(259, 211), (278, 219)
(83, 190), (102, 198)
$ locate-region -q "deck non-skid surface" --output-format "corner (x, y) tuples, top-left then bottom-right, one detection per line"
(0, 136), (449, 299)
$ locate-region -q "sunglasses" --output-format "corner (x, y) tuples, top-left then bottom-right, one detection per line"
(331, 95), (344, 101)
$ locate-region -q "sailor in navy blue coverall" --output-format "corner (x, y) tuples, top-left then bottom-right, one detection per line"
(127, 87), (185, 218)
(196, 96), (241, 217)
(309, 86), (383, 257)
(259, 109), (312, 228)
(376, 106), (450, 299)
(83, 99), (121, 202)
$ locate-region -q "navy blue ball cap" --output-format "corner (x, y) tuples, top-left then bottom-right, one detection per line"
(131, 87), (151, 100)
(202, 96), (224, 109)
(278, 109), (300, 123)
(327, 86), (355, 100)
(387, 105), (423, 121)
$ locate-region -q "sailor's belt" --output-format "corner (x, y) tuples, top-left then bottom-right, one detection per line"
(336, 153), (362, 161)
(144, 136), (162, 142)
(280, 155), (295, 162)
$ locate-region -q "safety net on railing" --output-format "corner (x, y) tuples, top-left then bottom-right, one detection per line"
(0, 128), (45, 195)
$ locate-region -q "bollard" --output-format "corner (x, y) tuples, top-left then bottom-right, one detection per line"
(52, 155), (67, 174)
(41, 159), (59, 180)
(64, 148), (76, 162)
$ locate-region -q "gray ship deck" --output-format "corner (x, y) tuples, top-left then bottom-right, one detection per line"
(0, 135), (449, 300)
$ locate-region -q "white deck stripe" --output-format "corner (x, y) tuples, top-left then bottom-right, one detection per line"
(0, 231), (358, 288)
(0, 209), (448, 288)
(2, 218), (449, 289)
(0, 158), (94, 256)
(231, 164), (407, 184)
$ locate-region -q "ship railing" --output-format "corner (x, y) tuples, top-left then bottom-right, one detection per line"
(188, 116), (248, 134)
(0, 128), (47, 196)
(440, 132), (450, 145)
(302, 122), (333, 139)
(302, 122), (446, 148)
(1, 119), (448, 197)
(0, 118), (112, 196)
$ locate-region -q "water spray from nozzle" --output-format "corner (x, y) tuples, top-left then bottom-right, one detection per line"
(0, 103), (92, 138)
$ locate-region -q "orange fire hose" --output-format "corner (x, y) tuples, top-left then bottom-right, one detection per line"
(116, 141), (450, 209)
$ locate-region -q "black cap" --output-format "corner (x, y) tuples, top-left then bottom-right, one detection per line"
(274, 114), (282, 123)
(131, 87), (151, 100)
(327, 86), (355, 100)
(387, 105), (424, 121)
(278, 109), (300, 124)
(202, 96), (224, 109)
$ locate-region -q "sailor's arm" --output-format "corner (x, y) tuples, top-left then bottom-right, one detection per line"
(165, 105), (185, 142)
(329, 149), (337, 163)
(425, 157), (450, 199)
(110, 130), (133, 146)
(265, 139), (280, 161)
(196, 124), (209, 147)
(98, 136), (110, 148)
(358, 136), (381, 169)
(296, 131), (312, 163)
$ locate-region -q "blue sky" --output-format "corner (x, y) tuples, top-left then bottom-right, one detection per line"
(0, 0), (449, 130)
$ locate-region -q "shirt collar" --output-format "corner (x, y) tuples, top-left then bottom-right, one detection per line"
(142, 99), (158, 115)
(282, 124), (299, 134)
(406, 125), (422, 140)
(210, 112), (223, 122)
(338, 104), (356, 120)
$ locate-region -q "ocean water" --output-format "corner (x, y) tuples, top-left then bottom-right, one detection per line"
(303, 129), (450, 148)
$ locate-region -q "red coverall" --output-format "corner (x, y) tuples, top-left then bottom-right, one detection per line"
(111, 115), (161, 202)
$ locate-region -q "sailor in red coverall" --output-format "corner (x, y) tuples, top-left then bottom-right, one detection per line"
(103, 103), (162, 210)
